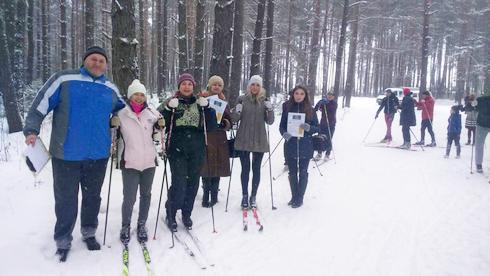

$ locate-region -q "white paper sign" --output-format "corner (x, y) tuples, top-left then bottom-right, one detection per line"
(207, 95), (228, 124)
(25, 138), (50, 174)
(287, 112), (305, 137)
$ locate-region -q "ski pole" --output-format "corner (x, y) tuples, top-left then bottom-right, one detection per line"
(267, 124), (277, 210)
(166, 109), (176, 248)
(362, 118), (377, 143)
(261, 137), (284, 167)
(323, 103), (337, 164)
(409, 128), (425, 151)
(225, 129), (236, 212)
(103, 128), (118, 246)
(201, 106), (217, 233)
(211, 205), (217, 233)
(153, 154), (168, 240)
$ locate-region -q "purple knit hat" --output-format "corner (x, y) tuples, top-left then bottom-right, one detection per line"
(177, 73), (196, 88)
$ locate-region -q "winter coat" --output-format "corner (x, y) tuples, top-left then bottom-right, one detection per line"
(23, 66), (125, 161)
(464, 102), (477, 128)
(415, 96), (435, 120)
(280, 102), (319, 160)
(199, 91), (231, 177)
(447, 113), (462, 135)
(399, 94), (416, 126)
(118, 104), (160, 171)
(476, 95), (490, 128)
(231, 89), (274, 152)
(376, 93), (399, 115)
(158, 93), (217, 159)
(314, 99), (337, 131)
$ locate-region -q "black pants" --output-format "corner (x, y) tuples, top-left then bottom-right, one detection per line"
(321, 125), (335, 155)
(166, 153), (204, 219)
(402, 125), (411, 143)
(287, 157), (310, 203)
(202, 177), (220, 202)
(446, 133), (461, 156)
(239, 151), (264, 197)
(52, 157), (108, 249)
(420, 119), (435, 142)
(467, 126), (476, 144)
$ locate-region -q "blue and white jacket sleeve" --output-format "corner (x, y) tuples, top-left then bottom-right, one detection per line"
(23, 72), (63, 136)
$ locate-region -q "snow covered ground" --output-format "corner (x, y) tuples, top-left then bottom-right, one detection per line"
(2, 97), (490, 276)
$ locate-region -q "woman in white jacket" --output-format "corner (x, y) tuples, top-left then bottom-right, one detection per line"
(116, 79), (164, 245)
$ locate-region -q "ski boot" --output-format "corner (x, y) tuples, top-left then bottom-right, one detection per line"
(83, 237), (101, 251)
(426, 141), (436, 147)
(182, 216), (193, 230)
(56, 248), (70, 262)
(120, 225), (131, 245)
(249, 195), (257, 208)
(477, 164), (483, 173)
(166, 216), (178, 232)
(413, 141), (425, 146)
(136, 223), (148, 243)
(241, 195), (249, 209)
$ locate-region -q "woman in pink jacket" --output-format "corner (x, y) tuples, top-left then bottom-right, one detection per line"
(117, 79), (164, 245)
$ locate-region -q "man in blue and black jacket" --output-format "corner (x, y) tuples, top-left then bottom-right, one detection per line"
(23, 46), (125, 262)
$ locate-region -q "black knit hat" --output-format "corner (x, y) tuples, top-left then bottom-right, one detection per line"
(83, 46), (108, 62)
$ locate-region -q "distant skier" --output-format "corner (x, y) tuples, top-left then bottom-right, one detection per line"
(445, 105), (462, 159)
(313, 92), (337, 160)
(414, 91), (436, 146)
(375, 89), (399, 143)
(463, 94), (477, 145)
(398, 87), (417, 149)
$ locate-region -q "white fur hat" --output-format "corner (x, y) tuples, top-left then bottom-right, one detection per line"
(127, 79), (146, 98)
(247, 75), (263, 89)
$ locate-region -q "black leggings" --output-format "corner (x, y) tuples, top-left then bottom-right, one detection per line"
(239, 151), (264, 197)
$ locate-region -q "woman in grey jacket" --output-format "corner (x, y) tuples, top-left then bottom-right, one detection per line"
(231, 75), (274, 208)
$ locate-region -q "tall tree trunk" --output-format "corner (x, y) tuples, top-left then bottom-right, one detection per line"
(263, 0), (274, 97)
(209, 1), (234, 89)
(343, 2), (359, 107)
(85, 0), (95, 47)
(283, 0), (293, 95)
(332, 0), (349, 97)
(138, 0), (147, 85)
(41, 0), (50, 82)
(0, 13), (23, 133)
(4, 0), (16, 71)
(306, 0), (322, 102)
(229, 0), (243, 107)
(60, 0), (68, 70)
(249, 0), (266, 77)
(26, 0), (34, 84)
(193, 0), (206, 92)
(177, 0), (188, 74)
(13, 0), (27, 90)
(111, 0), (138, 98)
(419, 0), (431, 94)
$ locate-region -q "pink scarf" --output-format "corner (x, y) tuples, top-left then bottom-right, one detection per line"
(130, 100), (144, 115)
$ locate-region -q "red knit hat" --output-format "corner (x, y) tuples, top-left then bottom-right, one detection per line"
(178, 73), (196, 88)
(403, 87), (411, 96)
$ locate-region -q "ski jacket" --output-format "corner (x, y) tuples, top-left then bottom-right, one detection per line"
(447, 113), (462, 135)
(399, 94), (416, 127)
(476, 95), (490, 128)
(280, 102), (319, 160)
(314, 99), (337, 129)
(415, 96), (435, 120)
(376, 93), (399, 115)
(23, 66), (125, 161)
(118, 104), (161, 171)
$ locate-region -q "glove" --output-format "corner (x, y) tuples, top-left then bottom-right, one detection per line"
(234, 103), (243, 113)
(264, 101), (273, 111)
(167, 98), (179, 109)
(110, 116), (120, 128)
(300, 123), (311, 132)
(157, 118), (165, 127)
(282, 132), (293, 141)
(471, 101), (477, 107)
(197, 97), (208, 107)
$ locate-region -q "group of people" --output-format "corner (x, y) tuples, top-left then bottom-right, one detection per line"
(23, 46), (339, 262)
(374, 87), (488, 163)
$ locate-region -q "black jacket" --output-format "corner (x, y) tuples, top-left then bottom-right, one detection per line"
(399, 94), (416, 126)
(377, 93), (399, 115)
(477, 95), (490, 128)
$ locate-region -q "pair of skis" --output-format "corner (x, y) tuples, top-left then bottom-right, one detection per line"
(122, 242), (155, 276)
(364, 142), (418, 151)
(171, 227), (215, 269)
(242, 207), (264, 232)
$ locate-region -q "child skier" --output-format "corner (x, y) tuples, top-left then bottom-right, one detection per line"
(445, 105), (462, 158)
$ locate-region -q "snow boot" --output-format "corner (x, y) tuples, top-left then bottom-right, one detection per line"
(477, 164), (483, 173)
(413, 141), (425, 146)
(56, 248), (70, 262)
(120, 225), (131, 245)
(249, 195), (257, 208)
(83, 237), (101, 251)
(399, 142), (411, 149)
(182, 216), (193, 230)
(136, 223), (148, 243)
(241, 195), (249, 208)
(288, 175), (298, 206)
(426, 141), (436, 147)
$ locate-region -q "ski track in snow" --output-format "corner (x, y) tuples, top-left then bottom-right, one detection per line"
(2, 97), (490, 275)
